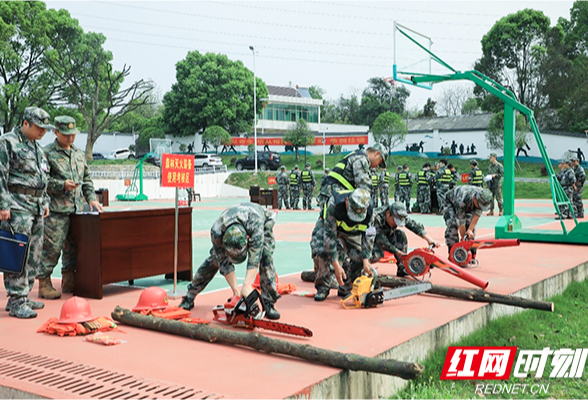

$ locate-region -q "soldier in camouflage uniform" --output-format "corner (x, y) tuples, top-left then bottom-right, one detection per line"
(487, 153), (504, 216)
(435, 159), (453, 213)
(300, 162), (316, 210)
(289, 165), (301, 210)
(0, 107), (54, 318)
(276, 165), (290, 209)
(558, 159), (576, 219)
(397, 164), (413, 212)
(468, 160), (484, 187)
(571, 155), (586, 218)
(379, 165), (390, 207)
(394, 165), (402, 202)
(371, 202), (439, 277)
(316, 143), (385, 210)
(416, 163), (433, 213)
(37, 116), (103, 300)
(443, 186), (493, 260)
(311, 188), (374, 301)
(370, 168), (380, 207)
(179, 202), (281, 319)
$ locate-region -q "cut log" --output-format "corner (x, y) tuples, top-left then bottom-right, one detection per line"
(111, 306), (424, 380)
(377, 275), (554, 312)
(299, 270), (554, 312)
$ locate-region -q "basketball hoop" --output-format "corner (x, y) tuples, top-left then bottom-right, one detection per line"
(383, 77), (395, 88)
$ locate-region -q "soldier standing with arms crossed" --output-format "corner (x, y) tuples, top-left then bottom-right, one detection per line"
(416, 162), (433, 214)
(289, 165), (301, 210)
(379, 165), (390, 207)
(397, 164), (413, 212)
(558, 159), (576, 219)
(571, 155), (585, 218)
(487, 153), (504, 216)
(36, 116), (103, 300)
(435, 159), (453, 213)
(0, 107), (53, 318)
(301, 162), (316, 210)
(276, 165), (290, 210)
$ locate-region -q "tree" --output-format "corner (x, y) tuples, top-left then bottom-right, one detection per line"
(461, 98), (481, 115)
(136, 116), (165, 152)
(437, 84), (472, 116)
(283, 119), (314, 161)
(162, 51), (268, 137)
(202, 125), (231, 154)
(371, 112), (407, 165)
(485, 111), (531, 150)
(0, 2), (63, 132)
(46, 21), (155, 160)
(358, 77), (410, 127)
(474, 9), (551, 115)
(423, 98), (437, 117)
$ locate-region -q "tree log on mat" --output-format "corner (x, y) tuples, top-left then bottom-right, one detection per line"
(299, 271), (554, 312)
(112, 306), (423, 380)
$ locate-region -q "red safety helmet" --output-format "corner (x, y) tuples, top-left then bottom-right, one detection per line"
(132, 287), (169, 312)
(58, 296), (95, 324)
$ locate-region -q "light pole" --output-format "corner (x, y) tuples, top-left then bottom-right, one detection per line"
(250, 45), (258, 174)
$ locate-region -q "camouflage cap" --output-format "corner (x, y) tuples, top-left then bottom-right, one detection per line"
(324, 168), (330, 174)
(368, 143), (387, 168)
(476, 189), (493, 211)
(489, 152), (497, 158)
(222, 224), (248, 264)
(294, 165), (299, 170)
(569, 155), (579, 162)
(389, 201), (408, 227)
(347, 188), (371, 222)
(23, 107), (54, 130)
(305, 162), (311, 168)
(280, 165), (286, 170)
(469, 159), (478, 166)
(54, 116), (79, 135)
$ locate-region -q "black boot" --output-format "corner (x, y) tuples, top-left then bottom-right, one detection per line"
(261, 298), (280, 320)
(314, 287), (330, 302)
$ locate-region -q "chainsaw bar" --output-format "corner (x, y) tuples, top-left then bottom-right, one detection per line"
(212, 306), (313, 337)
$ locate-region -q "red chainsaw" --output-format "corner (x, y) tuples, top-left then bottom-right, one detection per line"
(449, 238), (520, 267)
(399, 246), (489, 289)
(212, 290), (313, 338)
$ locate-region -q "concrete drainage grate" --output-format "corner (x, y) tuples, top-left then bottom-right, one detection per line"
(0, 348), (228, 399)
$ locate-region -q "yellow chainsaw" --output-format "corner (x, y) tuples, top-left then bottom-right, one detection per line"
(341, 268), (431, 309)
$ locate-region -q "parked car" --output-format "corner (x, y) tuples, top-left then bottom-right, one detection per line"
(235, 151), (281, 171)
(194, 153), (223, 168)
(108, 148), (134, 159)
(132, 152), (161, 166)
(92, 153), (106, 160)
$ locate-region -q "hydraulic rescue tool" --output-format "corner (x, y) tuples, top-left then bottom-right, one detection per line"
(341, 268), (432, 309)
(212, 290), (313, 337)
(448, 238), (520, 267)
(399, 245), (489, 289)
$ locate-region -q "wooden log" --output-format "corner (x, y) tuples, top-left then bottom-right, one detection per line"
(111, 306), (424, 380)
(377, 275), (554, 312)
(299, 270), (554, 312)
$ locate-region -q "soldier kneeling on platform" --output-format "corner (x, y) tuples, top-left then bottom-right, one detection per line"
(179, 202), (281, 320)
(371, 202), (440, 277)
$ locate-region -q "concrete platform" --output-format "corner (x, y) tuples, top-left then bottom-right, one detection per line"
(1, 198), (587, 399)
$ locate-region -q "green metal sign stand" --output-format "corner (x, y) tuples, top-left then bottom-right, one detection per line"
(394, 25), (588, 245)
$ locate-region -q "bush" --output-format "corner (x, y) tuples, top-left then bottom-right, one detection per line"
(179, 143), (187, 152)
(315, 159), (323, 168)
(540, 166), (548, 176)
(441, 147), (451, 155)
(334, 145), (343, 154)
(230, 157), (237, 165)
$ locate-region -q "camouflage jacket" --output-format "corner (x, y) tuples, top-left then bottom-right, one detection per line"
(372, 205), (426, 256)
(322, 150), (371, 194)
(322, 191), (375, 261)
(487, 162), (504, 184)
(559, 167), (576, 188)
(210, 202), (275, 270)
(276, 171), (289, 188)
(0, 127), (49, 216)
(45, 140), (97, 214)
(435, 167), (455, 187)
(573, 165), (586, 188)
(444, 186), (484, 225)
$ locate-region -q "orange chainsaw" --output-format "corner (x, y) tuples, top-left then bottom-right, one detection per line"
(399, 246), (489, 289)
(212, 290), (313, 338)
(449, 238), (520, 267)
(341, 268), (432, 309)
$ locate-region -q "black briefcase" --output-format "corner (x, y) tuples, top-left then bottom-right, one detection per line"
(0, 225), (29, 274)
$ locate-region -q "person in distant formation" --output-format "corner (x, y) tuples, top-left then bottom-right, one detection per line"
(486, 153), (504, 216)
(276, 165), (290, 210)
(289, 165), (301, 210)
(450, 140), (457, 155)
(557, 159), (576, 219)
(301, 162), (316, 210)
(466, 145), (470, 154)
(37, 116), (104, 301)
(577, 148), (585, 164)
(397, 164), (413, 212)
(459, 143), (464, 155)
(468, 159), (484, 187)
(435, 159), (453, 213)
(471, 143), (476, 153)
(379, 165), (390, 207)
(418, 141), (425, 153)
(263, 143), (270, 152)
(179, 202), (281, 319)
(416, 162), (433, 214)
(0, 107), (53, 319)
(448, 164), (459, 189)
(187, 142), (194, 153)
(370, 168), (380, 208)
(393, 165), (403, 202)
(516, 143), (530, 157)
(570, 155), (585, 218)
(201, 141), (209, 153)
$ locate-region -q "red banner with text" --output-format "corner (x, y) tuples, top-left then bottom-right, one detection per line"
(230, 136), (368, 146)
(161, 154), (195, 188)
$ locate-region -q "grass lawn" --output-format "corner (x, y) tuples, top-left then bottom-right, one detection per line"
(393, 278), (588, 399)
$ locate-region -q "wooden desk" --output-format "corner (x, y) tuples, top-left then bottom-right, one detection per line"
(70, 208), (193, 299)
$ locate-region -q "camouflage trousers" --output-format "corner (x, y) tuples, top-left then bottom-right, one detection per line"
(370, 229), (407, 274)
(290, 186), (301, 210)
(2, 211), (43, 299)
(417, 185), (431, 213)
(302, 183), (314, 210)
(38, 212), (75, 279)
(394, 186), (400, 202)
(379, 184), (390, 207)
(185, 221), (280, 305)
(443, 208), (476, 256)
(573, 185), (584, 218)
(437, 184), (450, 211)
(559, 187), (574, 218)
(490, 184), (503, 212)
(371, 188), (380, 208)
(277, 185), (289, 209)
(398, 186), (412, 211)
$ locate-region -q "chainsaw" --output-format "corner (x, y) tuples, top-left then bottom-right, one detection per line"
(212, 290), (313, 338)
(399, 245), (489, 289)
(449, 238), (520, 267)
(341, 268), (432, 309)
